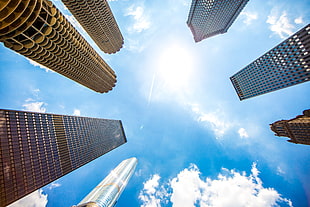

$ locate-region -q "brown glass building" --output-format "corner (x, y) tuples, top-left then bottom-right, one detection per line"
(61, 0), (124, 54)
(0, 109), (127, 207)
(270, 109), (310, 145)
(0, 0), (116, 93)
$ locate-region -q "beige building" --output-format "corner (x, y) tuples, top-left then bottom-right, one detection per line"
(0, 0), (116, 93)
(270, 110), (310, 145)
(61, 0), (124, 54)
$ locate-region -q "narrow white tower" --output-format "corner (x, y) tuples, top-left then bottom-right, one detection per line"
(75, 157), (138, 207)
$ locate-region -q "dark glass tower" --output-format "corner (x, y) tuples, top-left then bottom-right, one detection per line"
(270, 109), (310, 145)
(230, 24), (310, 100)
(187, 0), (249, 42)
(0, 109), (126, 207)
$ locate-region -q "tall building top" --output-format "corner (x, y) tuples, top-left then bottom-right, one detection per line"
(75, 157), (137, 207)
(0, 0), (116, 93)
(61, 0), (124, 54)
(0, 109), (127, 206)
(187, 0), (249, 42)
(230, 24), (310, 100)
(270, 109), (310, 145)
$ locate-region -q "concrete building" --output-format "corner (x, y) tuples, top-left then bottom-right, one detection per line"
(187, 0), (249, 42)
(230, 24), (310, 100)
(270, 109), (310, 145)
(0, 0), (116, 93)
(61, 0), (124, 54)
(0, 109), (127, 206)
(75, 158), (137, 207)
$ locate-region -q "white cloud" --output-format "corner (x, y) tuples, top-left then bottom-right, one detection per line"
(277, 166), (286, 175)
(238, 128), (249, 138)
(47, 182), (61, 190)
(73, 109), (81, 116)
(139, 164), (293, 207)
(190, 104), (232, 138)
(27, 58), (52, 72)
(266, 11), (295, 39)
(241, 11), (258, 25)
(8, 189), (48, 207)
(125, 5), (151, 33)
(294, 16), (303, 24)
(23, 101), (47, 113)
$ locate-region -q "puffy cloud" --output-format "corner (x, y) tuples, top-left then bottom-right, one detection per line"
(266, 11), (295, 39)
(139, 174), (163, 207)
(73, 109), (81, 116)
(139, 164), (293, 207)
(125, 5), (151, 33)
(27, 58), (51, 72)
(23, 101), (47, 113)
(8, 189), (48, 207)
(241, 11), (258, 25)
(294, 16), (303, 24)
(47, 182), (61, 190)
(238, 128), (249, 138)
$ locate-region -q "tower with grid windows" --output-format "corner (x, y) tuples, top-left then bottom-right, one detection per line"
(187, 0), (249, 42)
(270, 109), (310, 145)
(61, 0), (124, 54)
(0, 0), (116, 93)
(230, 24), (310, 100)
(0, 109), (127, 207)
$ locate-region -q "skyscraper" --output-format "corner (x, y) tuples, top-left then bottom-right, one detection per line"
(0, 109), (127, 207)
(0, 0), (116, 93)
(74, 157), (137, 207)
(230, 24), (310, 100)
(61, 0), (124, 54)
(270, 109), (310, 145)
(187, 0), (249, 42)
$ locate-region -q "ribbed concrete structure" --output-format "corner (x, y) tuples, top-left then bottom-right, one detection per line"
(0, 0), (116, 93)
(0, 109), (127, 206)
(61, 0), (124, 54)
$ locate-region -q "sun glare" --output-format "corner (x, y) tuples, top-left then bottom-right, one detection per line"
(157, 44), (194, 91)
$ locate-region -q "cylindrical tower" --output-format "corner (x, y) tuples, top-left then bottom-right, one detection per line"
(0, 0), (116, 93)
(75, 158), (137, 207)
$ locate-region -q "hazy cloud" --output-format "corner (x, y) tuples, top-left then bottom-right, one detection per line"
(8, 189), (48, 207)
(241, 11), (258, 25)
(294, 16), (303, 24)
(125, 5), (151, 33)
(266, 11), (295, 39)
(139, 164), (293, 207)
(47, 182), (61, 190)
(73, 109), (81, 116)
(23, 101), (47, 113)
(238, 128), (249, 138)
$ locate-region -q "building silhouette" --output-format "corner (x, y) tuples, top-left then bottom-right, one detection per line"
(0, 0), (116, 93)
(61, 0), (124, 54)
(0, 109), (127, 207)
(74, 157), (137, 207)
(187, 0), (249, 42)
(270, 109), (310, 145)
(230, 24), (310, 100)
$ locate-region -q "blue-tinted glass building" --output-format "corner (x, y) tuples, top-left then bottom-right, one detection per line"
(230, 24), (310, 100)
(187, 0), (249, 42)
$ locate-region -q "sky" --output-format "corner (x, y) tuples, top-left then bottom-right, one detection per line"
(1, 0), (310, 206)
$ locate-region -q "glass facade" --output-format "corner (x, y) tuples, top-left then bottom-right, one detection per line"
(76, 158), (137, 207)
(230, 24), (310, 100)
(187, 0), (249, 42)
(0, 109), (126, 206)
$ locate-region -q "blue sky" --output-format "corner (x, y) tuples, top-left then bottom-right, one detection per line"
(1, 0), (310, 206)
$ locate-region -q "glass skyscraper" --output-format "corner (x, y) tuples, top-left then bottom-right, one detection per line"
(187, 0), (249, 42)
(75, 157), (137, 207)
(230, 24), (310, 100)
(0, 109), (127, 207)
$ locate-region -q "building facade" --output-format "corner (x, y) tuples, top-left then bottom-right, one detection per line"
(230, 24), (310, 100)
(75, 157), (137, 207)
(270, 109), (310, 145)
(61, 0), (124, 54)
(187, 0), (249, 42)
(0, 0), (116, 93)
(0, 109), (127, 206)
